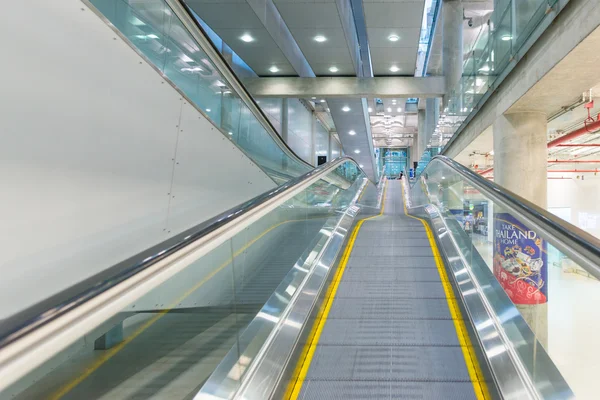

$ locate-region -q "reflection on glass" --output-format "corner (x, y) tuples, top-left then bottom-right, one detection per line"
(2, 161), (366, 399)
(88, 0), (311, 181)
(410, 158), (600, 398)
(441, 0), (561, 145)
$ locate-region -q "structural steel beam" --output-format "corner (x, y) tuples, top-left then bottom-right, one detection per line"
(243, 77), (445, 98)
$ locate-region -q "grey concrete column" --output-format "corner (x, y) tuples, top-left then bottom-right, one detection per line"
(493, 111), (548, 347)
(442, 0), (463, 110)
(281, 98), (289, 143)
(417, 109), (426, 162)
(493, 112), (547, 207)
(311, 113), (317, 166)
(328, 131), (334, 162)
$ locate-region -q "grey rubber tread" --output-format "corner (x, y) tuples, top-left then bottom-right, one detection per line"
(305, 345), (471, 382)
(299, 181), (476, 400)
(351, 246), (434, 257)
(356, 231), (429, 240)
(298, 381), (477, 400)
(353, 239), (432, 247)
(318, 319), (461, 346)
(347, 255), (438, 269)
(332, 281), (446, 299)
(342, 267), (443, 282)
(327, 298), (452, 320)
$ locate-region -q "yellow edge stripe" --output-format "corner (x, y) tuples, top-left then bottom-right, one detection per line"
(286, 181), (388, 399)
(51, 217), (317, 400)
(401, 181), (490, 400)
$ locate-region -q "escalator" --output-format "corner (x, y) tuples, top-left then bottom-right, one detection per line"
(288, 180), (488, 400)
(1, 155), (599, 399)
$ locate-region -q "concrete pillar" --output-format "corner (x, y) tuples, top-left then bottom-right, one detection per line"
(417, 109), (426, 162)
(442, 0), (463, 111)
(281, 98), (289, 143)
(281, 98), (289, 171)
(311, 114), (317, 166)
(328, 131), (334, 162)
(493, 111), (548, 347)
(493, 112), (547, 207)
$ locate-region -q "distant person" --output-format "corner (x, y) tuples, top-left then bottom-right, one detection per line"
(399, 172), (404, 179)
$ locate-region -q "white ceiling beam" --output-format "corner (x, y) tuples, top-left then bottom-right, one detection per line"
(243, 77), (445, 98)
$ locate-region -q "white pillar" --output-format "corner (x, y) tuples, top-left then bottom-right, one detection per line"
(442, 0), (463, 110)
(493, 111), (548, 346)
(310, 113), (317, 166)
(281, 98), (289, 143)
(494, 112), (547, 207)
(417, 109), (426, 162)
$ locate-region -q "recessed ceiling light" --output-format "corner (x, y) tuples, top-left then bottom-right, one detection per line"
(349, 130), (356, 135)
(329, 66), (339, 73)
(359, 164), (364, 168)
(354, 149), (361, 154)
(206, 108), (211, 112)
(311, 97), (316, 100)
(368, 107), (373, 112)
(397, 107), (402, 112)
(501, 34), (512, 41)
(387, 107), (392, 112)
(269, 66), (279, 73)
(391, 99), (397, 104)
(320, 99), (326, 103)
(314, 35), (327, 42)
(388, 34), (400, 42)
(147, 34), (159, 39)
(389, 66), (400, 72)
(342, 106), (350, 112)
(228, 132), (233, 135)
(240, 33), (254, 43)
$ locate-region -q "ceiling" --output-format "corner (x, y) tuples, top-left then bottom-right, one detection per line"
(188, 0), (425, 78)
(186, 0), (435, 179)
(274, 0), (355, 76)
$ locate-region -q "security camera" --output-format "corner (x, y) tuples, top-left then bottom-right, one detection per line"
(467, 18), (473, 28)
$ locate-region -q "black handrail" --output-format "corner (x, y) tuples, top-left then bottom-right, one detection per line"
(419, 155), (600, 280)
(0, 157), (364, 349)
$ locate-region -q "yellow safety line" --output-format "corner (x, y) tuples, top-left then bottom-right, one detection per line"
(401, 181), (490, 400)
(286, 181), (388, 399)
(50, 217), (321, 400)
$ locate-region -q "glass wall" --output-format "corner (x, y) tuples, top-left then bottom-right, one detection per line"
(411, 157), (599, 399)
(441, 0), (562, 144)
(89, 0), (311, 180)
(4, 160), (367, 399)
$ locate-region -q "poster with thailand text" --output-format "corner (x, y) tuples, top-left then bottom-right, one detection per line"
(493, 213), (547, 304)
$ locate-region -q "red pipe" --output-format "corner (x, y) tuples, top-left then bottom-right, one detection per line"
(548, 160), (600, 163)
(548, 169), (599, 173)
(478, 167), (494, 175)
(547, 119), (600, 148)
(556, 144), (600, 147)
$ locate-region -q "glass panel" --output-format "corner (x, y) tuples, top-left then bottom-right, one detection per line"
(3, 161), (367, 399)
(439, 0), (562, 150)
(88, 0), (311, 181)
(410, 158), (598, 398)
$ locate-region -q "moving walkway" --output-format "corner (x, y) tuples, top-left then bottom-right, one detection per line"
(1, 155), (599, 399)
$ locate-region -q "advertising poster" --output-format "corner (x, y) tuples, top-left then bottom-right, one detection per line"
(493, 213), (548, 304)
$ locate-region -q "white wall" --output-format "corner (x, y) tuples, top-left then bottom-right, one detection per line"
(548, 176), (600, 239)
(0, 1), (275, 320)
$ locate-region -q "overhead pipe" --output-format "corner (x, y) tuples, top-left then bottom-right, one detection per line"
(548, 160), (600, 163)
(547, 119), (600, 148)
(548, 169), (599, 173)
(555, 143), (600, 147)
